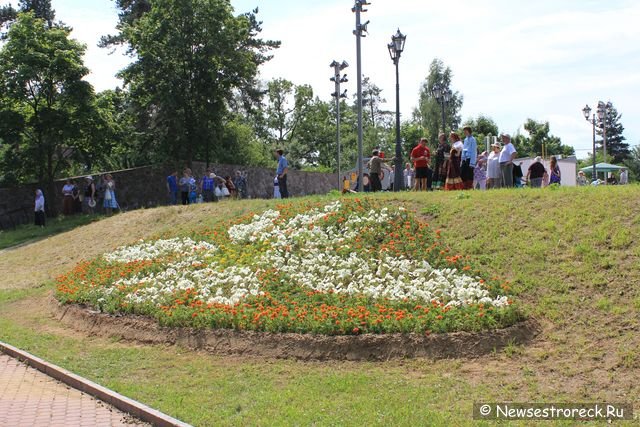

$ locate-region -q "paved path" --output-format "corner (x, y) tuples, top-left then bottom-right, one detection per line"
(0, 354), (147, 427)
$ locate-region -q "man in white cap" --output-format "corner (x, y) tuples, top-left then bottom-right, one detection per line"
(576, 170), (588, 186)
(499, 134), (517, 188)
(526, 156), (546, 188)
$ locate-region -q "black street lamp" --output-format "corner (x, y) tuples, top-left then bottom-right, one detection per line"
(388, 28), (406, 192)
(582, 104), (597, 182)
(330, 60), (349, 190)
(431, 82), (452, 136)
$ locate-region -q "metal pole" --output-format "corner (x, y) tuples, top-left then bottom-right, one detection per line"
(332, 66), (341, 191)
(354, 2), (364, 192)
(603, 112), (608, 185)
(337, 89), (342, 191)
(441, 102), (446, 136)
(592, 114), (596, 182)
(394, 59), (402, 192)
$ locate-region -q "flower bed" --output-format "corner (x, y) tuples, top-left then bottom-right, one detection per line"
(56, 198), (521, 335)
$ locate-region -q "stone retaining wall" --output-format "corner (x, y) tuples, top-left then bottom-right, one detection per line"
(0, 163), (338, 229)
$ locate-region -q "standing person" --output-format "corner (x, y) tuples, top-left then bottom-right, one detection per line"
(179, 169), (191, 205)
(499, 134), (517, 188)
(83, 176), (96, 214)
(433, 133), (450, 190)
(167, 170), (178, 205)
(188, 173), (198, 204)
(367, 150), (387, 192)
(225, 176), (237, 198)
(103, 174), (119, 215)
(62, 180), (75, 216)
(619, 168), (628, 185)
(549, 156), (561, 185)
(527, 157), (546, 188)
(72, 180), (82, 214)
(461, 126), (478, 190)
(403, 163), (414, 190)
(233, 171), (248, 199)
(513, 162), (524, 188)
(34, 189), (45, 227)
(445, 132), (464, 191)
(410, 138), (431, 191)
(576, 170), (588, 186)
(200, 169), (216, 203)
(473, 152), (488, 190)
(275, 149), (289, 198)
(486, 142), (502, 189)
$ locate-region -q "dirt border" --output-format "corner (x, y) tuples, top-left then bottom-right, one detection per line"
(52, 299), (540, 361)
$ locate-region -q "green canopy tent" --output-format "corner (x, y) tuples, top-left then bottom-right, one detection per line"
(579, 163), (625, 174)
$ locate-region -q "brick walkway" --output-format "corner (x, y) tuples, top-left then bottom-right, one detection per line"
(0, 354), (148, 427)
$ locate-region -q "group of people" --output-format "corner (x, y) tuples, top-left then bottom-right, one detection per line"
(578, 168), (628, 186)
(34, 174), (118, 227)
(404, 127), (576, 191)
(167, 168), (248, 205)
(60, 174), (118, 216)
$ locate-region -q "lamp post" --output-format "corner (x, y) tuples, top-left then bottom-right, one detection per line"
(330, 60), (349, 191)
(352, 0), (370, 192)
(432, 82), (452, 136)
(582, 104), (597, 182)
(388, 29), (406, 192)
(597, 101), (613, 185)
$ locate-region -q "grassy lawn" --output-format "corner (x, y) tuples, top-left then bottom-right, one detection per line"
(1, 189), (639, 426)
(0, 214), (103, 250)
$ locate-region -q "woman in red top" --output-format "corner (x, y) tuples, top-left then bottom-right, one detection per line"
(445, 132), (465, 191)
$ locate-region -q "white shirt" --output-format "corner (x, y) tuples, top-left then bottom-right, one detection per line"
(35, 196), (45, 212)
(487, 151), (501, 179)
(453, 141), (463, 152)
(499, 143), (516, 163)
(620, 171), (628, 185)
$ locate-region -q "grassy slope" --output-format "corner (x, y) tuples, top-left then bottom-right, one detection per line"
(1, 188), (639, 426)
(0, 214), (103, 250)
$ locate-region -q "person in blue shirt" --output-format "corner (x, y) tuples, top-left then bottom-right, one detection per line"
(166, 170), (178, 205)
(275, 149), (289, 198)
(461, 126), (478, 190)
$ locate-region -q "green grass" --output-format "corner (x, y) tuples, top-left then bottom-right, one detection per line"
(1, 187), (640, 426)
(0, 214), (103, 250)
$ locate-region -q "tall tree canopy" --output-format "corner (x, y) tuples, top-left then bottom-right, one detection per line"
(597, 105), (628, 164)
(1, 0), (55, 29)
(0, 12), (98, 211)
(414, 58), (463, 145)
(109, 0), (279, 166)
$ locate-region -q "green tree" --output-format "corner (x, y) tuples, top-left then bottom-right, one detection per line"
(597, 105), (629, 163)
(622, 144), (640, 182)
(111, 0), (279, 166)
(512, 119), (575, 158)
(0, 12), (97, 213)
(414, 58), (463, 145)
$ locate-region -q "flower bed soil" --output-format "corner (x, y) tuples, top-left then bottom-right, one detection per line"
(52, 298), (539, 361)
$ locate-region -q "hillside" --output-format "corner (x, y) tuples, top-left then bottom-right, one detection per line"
(1, 186), (639, 426)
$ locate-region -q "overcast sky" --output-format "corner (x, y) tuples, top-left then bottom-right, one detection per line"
(2, 0), (639, 158)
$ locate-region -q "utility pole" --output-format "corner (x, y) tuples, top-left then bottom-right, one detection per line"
(352, 0), (370, 192)
(330, 61), (349, 191)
